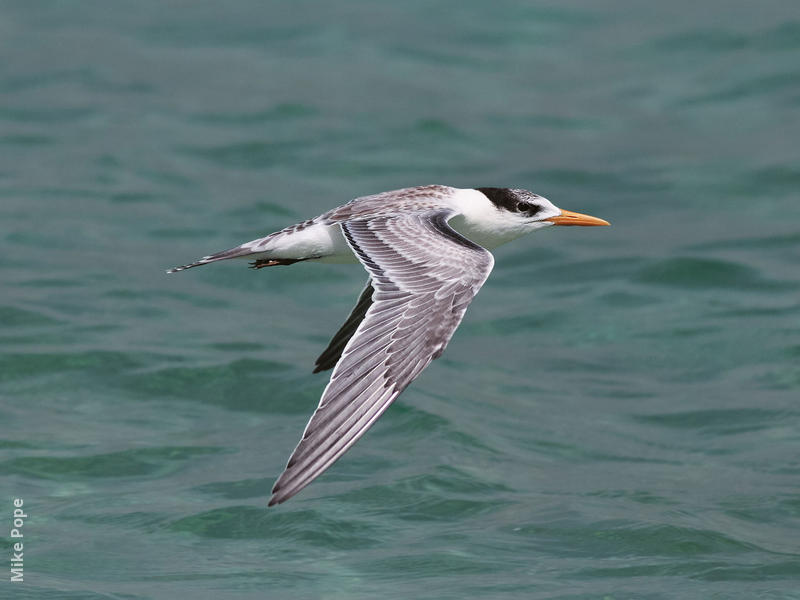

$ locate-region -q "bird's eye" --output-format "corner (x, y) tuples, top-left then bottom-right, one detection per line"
(516, 201), (541, 216)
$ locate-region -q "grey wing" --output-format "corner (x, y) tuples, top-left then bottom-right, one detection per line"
(313, 281), (374, 373)
(269, 210), (494, 505)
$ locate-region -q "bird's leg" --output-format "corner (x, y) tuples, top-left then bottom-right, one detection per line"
(249, 258), (304, 269)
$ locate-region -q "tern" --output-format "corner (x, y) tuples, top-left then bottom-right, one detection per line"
(168, 185), (609, 505)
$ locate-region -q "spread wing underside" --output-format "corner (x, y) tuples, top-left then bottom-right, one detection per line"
(269, 210), (494, 505)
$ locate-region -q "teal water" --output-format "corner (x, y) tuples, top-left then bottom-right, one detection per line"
(2, 1), (799, 598)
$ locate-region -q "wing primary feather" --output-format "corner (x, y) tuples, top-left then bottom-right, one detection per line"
(272, 386), (397, 501)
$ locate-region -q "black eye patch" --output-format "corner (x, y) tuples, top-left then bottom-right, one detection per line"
(518, 202), (542, 216)
(476, 187), (543, 217)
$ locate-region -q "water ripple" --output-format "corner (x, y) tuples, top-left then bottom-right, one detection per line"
(2, 446), (226, 479)
(169, 506), (382, 549)
(635, 257), (795, 290)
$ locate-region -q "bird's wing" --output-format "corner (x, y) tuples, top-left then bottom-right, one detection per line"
(269, 210), (495, 505)
(313, 280), (374, 373)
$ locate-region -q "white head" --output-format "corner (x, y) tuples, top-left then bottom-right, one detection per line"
(450, 187), (610, 249)
(478, 188), (561, 230)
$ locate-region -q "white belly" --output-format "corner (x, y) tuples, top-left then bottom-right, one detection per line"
(263, 222), (358, 263)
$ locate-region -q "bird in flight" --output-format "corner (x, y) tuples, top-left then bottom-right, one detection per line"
(168, 185), (609, 505)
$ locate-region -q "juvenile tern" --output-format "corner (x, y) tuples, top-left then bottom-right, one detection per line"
(168, 185), (609, 505)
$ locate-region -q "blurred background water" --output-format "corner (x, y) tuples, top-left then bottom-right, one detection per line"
(1, 1), (799, 598)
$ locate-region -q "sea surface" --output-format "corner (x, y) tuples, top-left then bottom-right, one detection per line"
(1, 1), (799, 598)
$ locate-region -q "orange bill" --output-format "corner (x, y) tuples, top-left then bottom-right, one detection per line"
(546, 209), (610, 226)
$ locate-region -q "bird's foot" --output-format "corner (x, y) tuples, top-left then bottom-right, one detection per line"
(249, 258), (304, 269)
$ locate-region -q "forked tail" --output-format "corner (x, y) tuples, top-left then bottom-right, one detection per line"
(167, 224), (317, 273)
(166, 244), (260, 273)
(167, 247), (306, 273)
